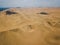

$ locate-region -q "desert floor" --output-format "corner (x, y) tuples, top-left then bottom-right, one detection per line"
(0, 8), (60, 45)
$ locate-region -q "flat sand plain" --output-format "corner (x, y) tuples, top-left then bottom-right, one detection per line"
(0, 8), (60, 45)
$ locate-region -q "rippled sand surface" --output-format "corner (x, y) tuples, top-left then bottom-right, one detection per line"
(0, 8), (60, 45)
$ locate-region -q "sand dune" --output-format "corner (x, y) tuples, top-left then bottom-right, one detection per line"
(0, 8), (60, 45)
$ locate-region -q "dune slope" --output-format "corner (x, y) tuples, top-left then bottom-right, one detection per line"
(0, 8), (60, 45)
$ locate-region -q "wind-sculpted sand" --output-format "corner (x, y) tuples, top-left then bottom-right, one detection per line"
(0, 8), (60, 45)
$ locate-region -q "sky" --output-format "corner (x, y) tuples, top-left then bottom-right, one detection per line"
(0, 0), (60, 8)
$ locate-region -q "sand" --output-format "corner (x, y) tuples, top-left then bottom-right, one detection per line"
(0, 8), (60, 45)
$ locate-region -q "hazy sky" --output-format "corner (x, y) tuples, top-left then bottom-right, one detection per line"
(0, 0), (60, 8)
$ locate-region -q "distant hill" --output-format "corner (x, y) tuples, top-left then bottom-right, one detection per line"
(0, 8), (9, 11)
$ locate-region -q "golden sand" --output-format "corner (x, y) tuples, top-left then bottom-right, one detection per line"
(0, 8), (60, 45)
